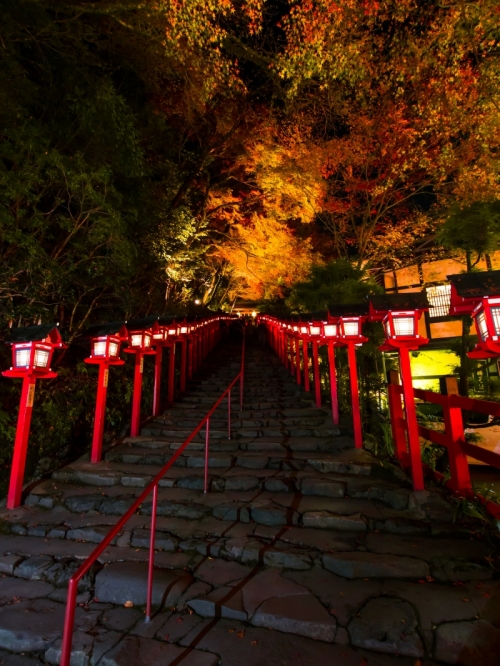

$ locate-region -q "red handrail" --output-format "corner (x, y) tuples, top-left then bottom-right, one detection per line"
(386, 378), (500, 517)
(60, 332), (245, 665)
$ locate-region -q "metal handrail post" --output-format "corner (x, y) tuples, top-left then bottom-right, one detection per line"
(60, 332), (245, 666)
(204, 418), (210, 493)
(145, 483), (158, 621)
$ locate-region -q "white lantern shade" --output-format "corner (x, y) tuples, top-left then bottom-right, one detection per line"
(476, 310), (488, 341)
(392, 316), (415, 337)
(34, 347), (50, 368)
(143, 333), (152, 347)
(490, 306), (500, 336)
(109, 341), (119, 357)
(130, 334), (142, 347)
(93, 341), (107, 356)
(300, 325), (308, 335)
(15, 346), (31, 368)
(309, 325), (321, 336)
(342, 320), (360, 337)
(323, 324), (337, 337)
(180, 326), (188, 334)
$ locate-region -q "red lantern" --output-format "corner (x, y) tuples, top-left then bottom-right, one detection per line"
(303, 313), (327, 408)
(328, 305), (369, 444)
(448, 271), (500, 358)
(2, 324), (66, 509)
(369, 293), (430, 491)
(124, 317), (158, 437)
(84, 322), (127, 463)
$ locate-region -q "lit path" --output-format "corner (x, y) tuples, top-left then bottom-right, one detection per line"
(0, 340), (499, 665)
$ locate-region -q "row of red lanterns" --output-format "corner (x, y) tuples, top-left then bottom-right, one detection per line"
(2, 314), (233, 509)
(261, 272), (500, 492)
(259, 294), (430, 489)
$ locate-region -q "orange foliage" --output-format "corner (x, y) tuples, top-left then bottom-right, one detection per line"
(215, 215), (317, 300)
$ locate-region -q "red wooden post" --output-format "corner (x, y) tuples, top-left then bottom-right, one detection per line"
(347, 342), (363, 449)
(398, 346), (425, 491)
(130, 352), (144, 437)
(153, 345), (163, 418)
(302, 337), (310, 392)
(327, 340), (339, 425)
(196, 333), (201, 371)
(296, 337), (301, 385)
(180, 340), (187, 393)
(290, 336), (296, 376)
(7, 376), (36, 509)
(387, 371), (409, 464)
(441, 376), (472, 493)
(188, 337), (194, 380)
(312, 340), (321, 407)
(91, 365), (109, 463)
(167, 343), (175, 405)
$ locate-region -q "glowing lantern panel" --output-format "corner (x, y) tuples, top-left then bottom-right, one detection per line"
(15, 347), (31, 368)
(131, 334), (143, 347)
(392, 316), (416, 337)
(342, 320), (360, 337)
(323, 324), (337, 337)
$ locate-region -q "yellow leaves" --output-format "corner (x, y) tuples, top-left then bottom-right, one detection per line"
(241, 123), (327, 224)
(215, 215), (317, 300)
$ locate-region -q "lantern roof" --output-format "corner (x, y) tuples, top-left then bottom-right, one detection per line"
(125, 316), (159, 331)
(7, 323), (63, 345)
(158, 314), (177, 326)
(300, 311), (327, 322)
(84, 321), (127, 338)
(448, 271), (500, 315)
(368, 293), (429, 320)
(290, 314), (301, 322)
(328, 303), (369, 318)
(448, 270), (500, 298)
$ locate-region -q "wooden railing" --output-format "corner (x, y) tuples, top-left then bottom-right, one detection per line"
(387, 371), (500, 518)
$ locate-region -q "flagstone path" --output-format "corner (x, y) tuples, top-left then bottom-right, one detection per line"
(0, 341), (499, 665)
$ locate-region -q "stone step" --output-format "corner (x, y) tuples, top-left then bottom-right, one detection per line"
(0, 342), (498, 665)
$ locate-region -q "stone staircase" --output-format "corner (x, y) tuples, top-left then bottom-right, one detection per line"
(0, 341), (499, 665)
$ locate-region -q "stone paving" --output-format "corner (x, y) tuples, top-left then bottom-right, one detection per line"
(0, 341), (499, 664)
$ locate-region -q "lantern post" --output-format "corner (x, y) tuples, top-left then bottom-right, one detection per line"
(299, 321), (311, 392)
(124, 317), (157, 437)
(306, 314), (325, 408)
(290, 316), (301, 385)
(321, 312), (343, 425)
(369, 293), (429, 490)
(152, 315), (177, 417)
(2, 324), (66, 509)
(84, 322), (127, 462)
(332, 305), (369, 449)
(177, 321), (189, 392)
(165, 321), (179, 405)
